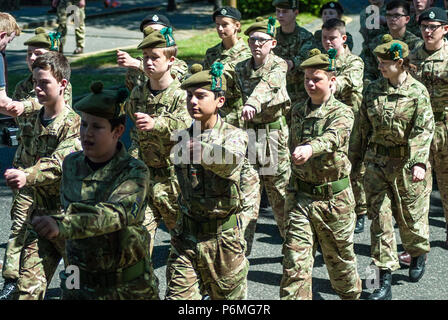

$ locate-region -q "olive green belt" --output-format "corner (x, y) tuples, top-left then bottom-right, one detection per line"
(294, 176), (350, 198)
(183, 214), (238, 235)
(254, 116), (287, 131)
(433, 111), (446, 122)
(370, 143), (407, 158)
(78, 259), (146, 288)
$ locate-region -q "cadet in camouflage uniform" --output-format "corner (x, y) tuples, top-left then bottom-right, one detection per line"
(320, 18), (368, 234)
(409, 7), (448, 249)
(407, 0), (435, 38)
(230, 17), (291, 239)
(313, 1), (354, 52)
(33, 82), (160, 300)
(363, 0), (423, 84)
(55, 0), (85, 54)
(280, 49), (361, 300)
(126, 28), (191, 256)
(0, 27), (72, 300)
(118, 14), (188, 92)
(166, 62), (249, 300)
(0, 52), (81, 300)
(355, 36), (434, 300)
(272, 0), (317, 107)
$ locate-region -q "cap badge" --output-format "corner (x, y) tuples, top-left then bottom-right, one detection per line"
(221, 9), (227, 15)
(429, 11), (435, 19)
(152, 15), (159, 22)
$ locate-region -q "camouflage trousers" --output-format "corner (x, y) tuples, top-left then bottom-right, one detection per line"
(60, 256), (160, 300)
(280, 183), (362, 300)
(430, 120), (448, 227)
(143, 166), (180, 257)
(364, 161), (432, 272)
(57, 0), (86, 49)
(237, 158), (261, 257)
(251, 123), (291, 239)
(17, 224), (67, 300)
(2, 188), (33, 281)
(165, 221), (249, 300)
(351, 162), (367, 217)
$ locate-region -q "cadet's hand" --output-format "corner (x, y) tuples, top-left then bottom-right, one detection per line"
(134, 112), (155, 131)
(241, 105), (256, 121)
(117, 50), (141, 69)
(4, 169), (27, 189)
(32, 216), (60, 240)
(5, 101), (24, 117)
(292, 145), (313, 165)
(286, 59), (294, 71)
(411, 164), (426, 182)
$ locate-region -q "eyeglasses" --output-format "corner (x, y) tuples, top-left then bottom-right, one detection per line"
(248, 37), (272, 46)
(385, 14), (408, 20)
(420, 24), (445, 32)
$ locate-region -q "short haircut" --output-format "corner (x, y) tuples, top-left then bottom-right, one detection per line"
(32, 51), (71, 82)
(162, 45), (178, 59)
(386, 0), (410, 16)
(109, 115), (126, 131)
(0, 12), (21, 36)
(213, 90), (225, 99)
(322, 18), (347, 35)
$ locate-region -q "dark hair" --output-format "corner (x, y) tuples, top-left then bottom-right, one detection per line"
(322, 18), (347, 35)
(386, 0), (410, 16)
(32, 51), (71, 82)
(213, 90), (226, 99)
(108, 115), (126, 132)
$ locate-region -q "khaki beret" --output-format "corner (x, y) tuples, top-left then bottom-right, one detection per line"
(181, 62), (227, 92)
(137, 27), (176, 49)
(24, 27), (61, 51)
(244, 16), (276, 37)
(373, 34), (409, 60)
(300, 48), (337, 71)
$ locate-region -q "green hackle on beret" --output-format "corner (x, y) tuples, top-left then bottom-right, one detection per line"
(244, 16), (277, 37)
(138, 27), (176, 49)
(373, 34), (409, 60)
(24, 27), (60, 51)
(181, 62), (227, 92)
(74, 82), (129, 120)
(300, 48), (337, 71)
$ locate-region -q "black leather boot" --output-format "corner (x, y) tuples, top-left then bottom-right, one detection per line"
(368, 270), (392, 300)
(354, 215), (365, 234)
(409, 254), (426, 282)
(0, 279), (18, 300)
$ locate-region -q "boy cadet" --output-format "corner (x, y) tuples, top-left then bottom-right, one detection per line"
(409, 7), (448, 250)
(407, 0), (435, 37)
(166, 62), (249, 300)
(272, 0), (316, 106)
(280, 49), (361, 300)
(314, 1), (354, 52)
(233, 17), (291, 238)
(0, 27), (72, 300)
(363, 0), (423, 84)
(0, 52), (81, 300)
(117, 14), (188, 92)
(54, 0), (85, 54)
(321, 18), (367, 233)
(126, 27), (191, 255)
(33, 82), (160, 300)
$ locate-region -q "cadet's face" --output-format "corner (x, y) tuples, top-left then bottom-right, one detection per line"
(322, 28), (346, 52)
(32, 67), (66, 107)
(248, 31), (276, 60)
(142, 47), (173, 78)
(26, 46), (49, 72)
(275, 8), (298, 26)
(80, 113), (123, 163)
(377, 56), (401, 78)
(0, 31), (15, 51)
(304, 68), (334, 99)
(322, 9), (340, 23)
(413, 0), (433, 13)
(215, 16), (240, 39)
(386, 7), (410, 31)
(186, 88), (224, 121)
(420, 22), (448, 44)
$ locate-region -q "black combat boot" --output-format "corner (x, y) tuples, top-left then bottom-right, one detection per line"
(409, 254), (426, 282)
(0, 279), (18, 300)
(368, 270), (392, 300)
(354, 214), (365, 234)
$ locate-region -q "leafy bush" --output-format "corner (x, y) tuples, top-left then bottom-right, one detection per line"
(235, 0), (332, 17)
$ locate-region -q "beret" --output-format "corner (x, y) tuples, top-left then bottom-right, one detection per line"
(138, 27), (176, 49)
(181, 62), (227, 92)
(373, 34), (409, 60)
(139, 13), (171, 32)
(244, 16), (276, 37)
(212, 6), (242, 21)
(300, 48), (337, 71)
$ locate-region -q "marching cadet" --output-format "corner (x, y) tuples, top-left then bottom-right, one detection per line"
(54, 0), (86, 54)
(363, 0), (423, 84)
(125, 27), (191, 256)
(117, 14), (188, 92)
(314, 1), (354, 52)
(166, 62), (249, 300)
(200, 7), (260, 256)
(0, 27), (72, 300)
(356, 36), (434, 300)
(272, 0), (316, 107)
(320, 18), (367, 234)
(409, 7), (448, 251)
(0, 51), (81, 300)
(232, 17), (291, 239)
(32, 82), (160, 300)
(280, 49), (362, 300)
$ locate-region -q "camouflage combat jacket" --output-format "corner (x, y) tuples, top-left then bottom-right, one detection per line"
(175, 117), (248, 221)
(58, 143), (150, 273)
(289, 94), (354, 185)
(407, 14), (421, 39)
(126, 77), (190, 168)
(359, 5), (388, 50)
(202, 37), (252, 70)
